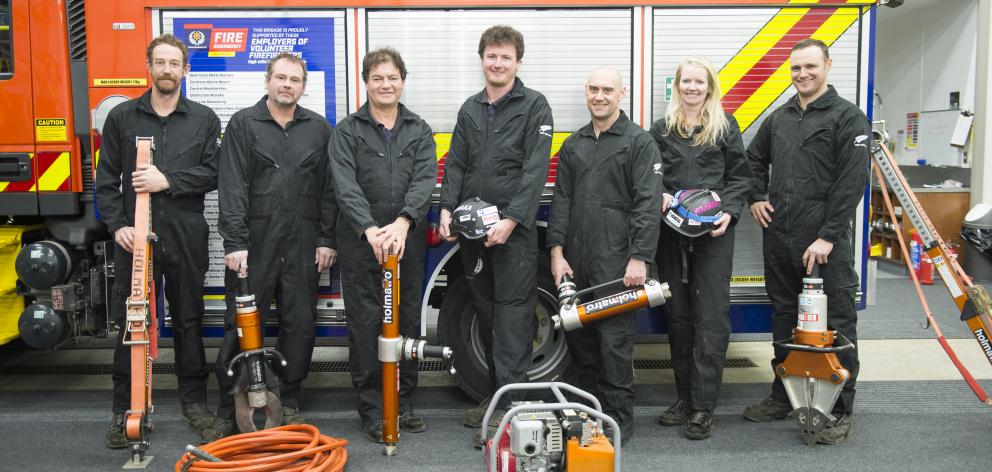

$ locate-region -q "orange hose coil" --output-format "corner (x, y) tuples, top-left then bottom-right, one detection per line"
(174, 424), (348, 472)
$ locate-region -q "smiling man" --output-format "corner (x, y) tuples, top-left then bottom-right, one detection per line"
(329, 47), (437, 443)
(744, 38), (870, 445)
(547, 68), (662, 443)
(437, 25), (554, 448)
(211, 52), (337, 439)
(96, 34), (221, 447)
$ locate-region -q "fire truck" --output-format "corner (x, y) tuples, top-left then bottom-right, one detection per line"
(0, 0), (877, 400)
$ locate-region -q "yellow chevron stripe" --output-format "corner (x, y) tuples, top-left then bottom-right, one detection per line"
(0, 153), (32, 192)
(733, 7), (861, 130)
(432, 132), (571, 161)
(37, 152), (71, 191)
(719, 8), (810, 95)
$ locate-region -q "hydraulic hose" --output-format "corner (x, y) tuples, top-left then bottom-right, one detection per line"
(174, 424), (348, 472)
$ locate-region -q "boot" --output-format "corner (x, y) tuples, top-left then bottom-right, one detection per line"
(817, 415), (853, 445)
(399, 411), (426, 433)
(743, 396), (792, 422)
(684, 410), (714, 440)
(463, 396), (492, 428)
(657, 399), (693, 426)
(105, 413), (127, 449)
(182, 402), (217, 436)
(282, 406), (306, 425)
(364, 420), (384, 444)
(200, 418), (235, 444)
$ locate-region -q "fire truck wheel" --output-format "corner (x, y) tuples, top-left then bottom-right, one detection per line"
(438, 270), (572, 402)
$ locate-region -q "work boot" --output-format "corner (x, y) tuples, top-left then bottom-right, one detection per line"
(684, 410), (714, 440)
(399, 411), (426, 433)
(472, 408), (504, 449)
(743, 396), (793, 422)
(200, 418), (235, 444)
(463, 396), (492, 428)
(282, 406), (306, 425)
(105, 413), (127, 449)
(817, 415), (853, 445)
(365, 420), (384, 444)
(182, 402), (217, 435)
(657, 399), (693, 426)
(604, 423), (633, 447)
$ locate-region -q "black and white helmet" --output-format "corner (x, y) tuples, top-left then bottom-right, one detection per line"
(450, 198), (501, 239)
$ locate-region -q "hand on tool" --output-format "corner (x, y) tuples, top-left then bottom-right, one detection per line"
(226, 250), (248, 275)
(550, 246), (573, 286)
(439, 209), (458, 242)
(484, 218), (517, 247)
(365, 226), (388, 264)
(750, 201), (774, 228)
(709, 213), (732, 237)
(132, 163), (170, 193)
(380, 217), (411, 260)
(661, 193), (673, 213)
(624, 259), (647, 287)
(115, 226), (136, 253)
(803, 238), (833, 275)
(315, 247), (336, 272)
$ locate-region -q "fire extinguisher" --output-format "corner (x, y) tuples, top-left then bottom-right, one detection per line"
(909, 230), (934, 285)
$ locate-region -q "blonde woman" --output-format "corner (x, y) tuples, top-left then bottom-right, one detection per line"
(650, 57), (753, 440)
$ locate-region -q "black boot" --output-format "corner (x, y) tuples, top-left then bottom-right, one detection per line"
(105, 413), (127, 449)
(685, 410), (714, 440)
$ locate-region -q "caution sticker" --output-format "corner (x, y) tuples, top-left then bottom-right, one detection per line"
(731, 275), (765, 285)
(35, 118), (67, 142)
(93, 78), (147, 87)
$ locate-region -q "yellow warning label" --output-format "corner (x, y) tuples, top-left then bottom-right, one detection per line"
(731, 275), (765, 285)
(35, 118), (67, 142)
(93, 78), (147, 87)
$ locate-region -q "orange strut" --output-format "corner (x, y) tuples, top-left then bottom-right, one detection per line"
(381, 253), (400, 447)
(174, 424), (348, 472)
(873, 161), (991, 404)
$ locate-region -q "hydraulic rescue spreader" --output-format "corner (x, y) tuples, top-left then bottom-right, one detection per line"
(379, 252), (454, 456)
(773, 268), (854, 446)
(553, 275), (671, 332)
(122, 137), (159, 468)
(225, 271), (288, 433)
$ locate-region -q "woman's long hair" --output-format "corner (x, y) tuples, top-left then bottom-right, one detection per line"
(664, 57), (728, 148)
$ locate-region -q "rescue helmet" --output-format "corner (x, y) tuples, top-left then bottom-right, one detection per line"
(450, 198), (501, 239)
(663, 189), (724, 238)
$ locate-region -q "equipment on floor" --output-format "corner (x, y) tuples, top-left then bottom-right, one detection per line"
(482, 382), (621, 472)
(663, 189), (725, 238)
(870, 130), (992, 407)
(553, 275), (671, 332)
(225, 271), (287, 433)
(122, 137), (159, 469)
(379, 251), (454, 456)
(773, 267), (854, 446)
(451, 198), (501, 239)
(174, 424), (348, 472)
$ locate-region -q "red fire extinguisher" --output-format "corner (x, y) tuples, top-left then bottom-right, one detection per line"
(909, 230), (934, 285)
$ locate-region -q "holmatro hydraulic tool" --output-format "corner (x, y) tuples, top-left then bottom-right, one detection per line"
(225, 271), (288, 433)
(773, 267), (854, 446)
(553, 275), (671, 331)
(379, 252), (454, 456)
(483, 382), (621, 472)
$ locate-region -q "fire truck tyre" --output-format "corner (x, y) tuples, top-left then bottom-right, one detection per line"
(438, 271), (571, 402)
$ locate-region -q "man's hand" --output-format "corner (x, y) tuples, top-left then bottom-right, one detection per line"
(315, 247), (336, 272)
(484, 218), (517, 247)
(624, 258), (647, 287)
(132, 163), (170, 193)
(710, 213), (732, 237)
(225, 250), (248, 275)
(661, 193), (673, 213)
(439, 209), (458, 242)
(549, 246), (573, 286)
(380, 217), (411, 260)
(750, 201), (774, 228)
(802, 238), (834, 275)
(114, 227), (136, 253)
(364, 226), (388, 265)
